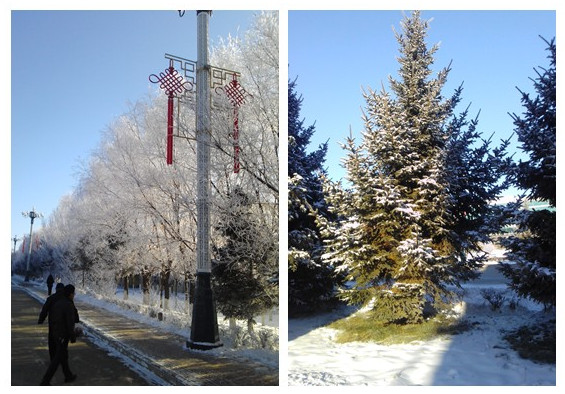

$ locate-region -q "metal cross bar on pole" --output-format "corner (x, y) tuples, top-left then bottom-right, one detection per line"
(164, 53), (241, 91)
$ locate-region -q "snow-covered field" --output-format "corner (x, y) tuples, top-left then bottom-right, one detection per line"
(288, 261), (556, 386)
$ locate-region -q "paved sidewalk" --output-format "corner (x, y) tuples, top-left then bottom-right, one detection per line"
(14, 281), (278, 386)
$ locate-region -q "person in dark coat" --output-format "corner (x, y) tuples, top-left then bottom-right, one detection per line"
(46, 274), (55, 295)
(40, 284), (78, 385)
(38, 282), (65, 360)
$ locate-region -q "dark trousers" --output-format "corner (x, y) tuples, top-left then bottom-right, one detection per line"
(48, 332), (57, 360)
(41, 337), (73, 384)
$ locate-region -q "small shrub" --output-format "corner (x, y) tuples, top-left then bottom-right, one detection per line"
(231, 325), (250, 349)
(508, 297), (520, 310)
(480, 289), (506, 311)
(253, 329), (277, 349)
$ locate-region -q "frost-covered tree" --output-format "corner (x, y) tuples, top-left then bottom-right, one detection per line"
(36, 195), (83, 281)
(499, 37), (556, 308)
(212, 187), (278, 331)
(209, 9), (279, 272)
(208, 11), (279, 322)
(210, 10), (279, 203)
(288, 78), (340, 315)
(322, 11), (510, 324)
(77, 100), (198, 304)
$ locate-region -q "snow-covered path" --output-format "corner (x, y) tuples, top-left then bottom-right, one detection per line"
(288, 278), (556, 385)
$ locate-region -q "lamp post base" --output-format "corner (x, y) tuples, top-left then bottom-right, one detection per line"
(187, 271), (222, 350)
(186, 340), (223, 351)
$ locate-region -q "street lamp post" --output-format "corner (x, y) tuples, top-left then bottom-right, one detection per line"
(12, 236), (19, 254)
(11, 236), (19, 276)
(187, 10), (222, 350)
(151, 10), (248, 350)
(22, 208), (42, 282)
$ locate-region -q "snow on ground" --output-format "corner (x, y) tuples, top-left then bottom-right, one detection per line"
(289, 288), (555, 385)
(288, 249), (556, 386)
(77, 290), (279, 370)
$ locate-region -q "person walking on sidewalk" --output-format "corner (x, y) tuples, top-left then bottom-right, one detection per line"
(46, 274), (55, 295)
(40, 284), (78, 385)
(38, 282), (65, 360)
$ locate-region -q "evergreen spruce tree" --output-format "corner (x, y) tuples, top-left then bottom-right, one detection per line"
(321, 11), (511, 324)
(444, 102), (513, 278)
(499, 37), (556, 309)
(288, 78), (340, 315)
(212, 187), (278, 329)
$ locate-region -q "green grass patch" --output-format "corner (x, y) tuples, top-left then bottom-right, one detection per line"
(503, 320), (556, 364)
(327, 312), (474, 345)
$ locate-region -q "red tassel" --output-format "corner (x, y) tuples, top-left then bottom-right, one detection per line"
(233, 106), (240, 173)
(149, 60), (190, 167)
(167, 94), (174, 165)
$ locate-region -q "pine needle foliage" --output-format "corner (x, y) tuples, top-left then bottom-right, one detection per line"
(499, 37), (556, 309)
(288, 78), (342, 315)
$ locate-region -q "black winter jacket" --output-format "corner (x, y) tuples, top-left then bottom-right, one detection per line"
(49, 296), (77, 342)
(38, 288), (65, 326)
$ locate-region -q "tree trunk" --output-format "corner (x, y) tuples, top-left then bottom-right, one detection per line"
(159, 271), (163, 309)
(142, 270), (151, 305)
(184, 272), (189, 300)
(173, 278), (178, 308)
(123, 275), (129, 300)
(163, 266), (170, 310)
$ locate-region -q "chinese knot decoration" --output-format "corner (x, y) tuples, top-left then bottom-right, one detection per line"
(223, 74), (250, 173)
(149, 60), (191, 165)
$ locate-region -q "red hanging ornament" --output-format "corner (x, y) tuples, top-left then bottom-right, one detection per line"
(149, 60), (191, 165)
(223, 74), (250, 173)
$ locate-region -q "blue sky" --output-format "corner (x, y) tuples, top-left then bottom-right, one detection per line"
(9, 10), (257, 248)
(5, 6), (560, 253)
(289, 10), (556, 191)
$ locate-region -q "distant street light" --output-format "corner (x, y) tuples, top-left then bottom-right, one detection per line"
(12, 236), (19, 254)
(11, 236), (19, 276)
(22, 208), (42, 282)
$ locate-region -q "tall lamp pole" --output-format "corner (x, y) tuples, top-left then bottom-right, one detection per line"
(187, 10), (222, 350)
(12, 236), (19, 254)
(11, 236), (19, 276)
(22, 208), (42, 282)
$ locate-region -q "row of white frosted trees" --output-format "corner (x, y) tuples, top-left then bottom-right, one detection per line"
(24, 12), (279, 325)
